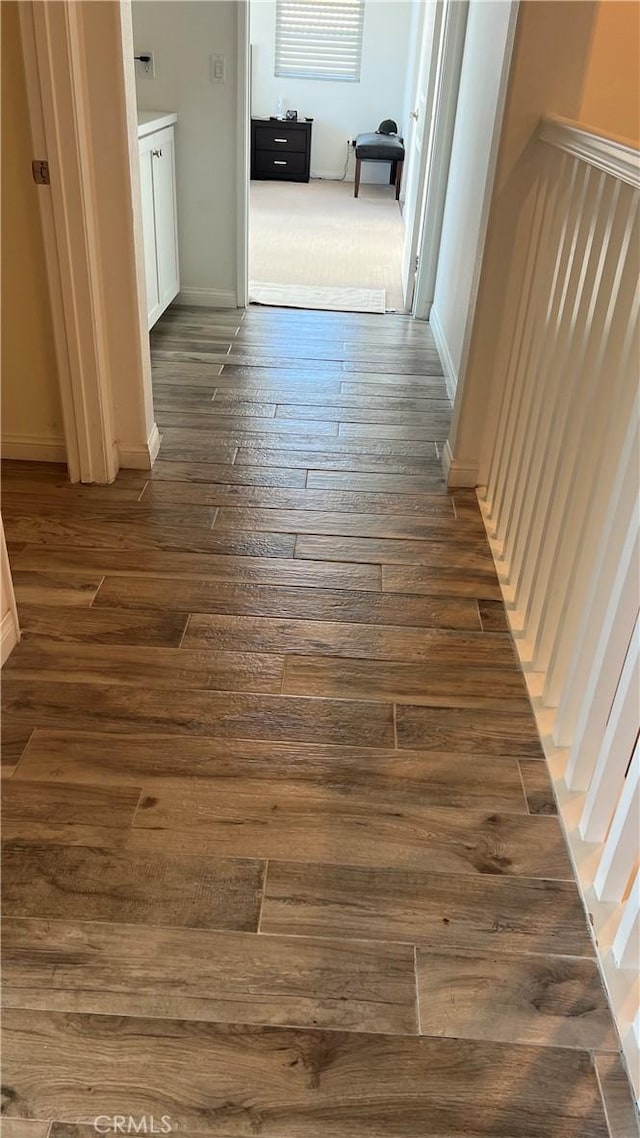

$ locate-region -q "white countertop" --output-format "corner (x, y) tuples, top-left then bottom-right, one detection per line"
(137, 111), (178, 139)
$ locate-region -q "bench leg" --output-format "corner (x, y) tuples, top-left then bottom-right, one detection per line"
(395, 160), (404, 200)
(354, 157), (361, 198)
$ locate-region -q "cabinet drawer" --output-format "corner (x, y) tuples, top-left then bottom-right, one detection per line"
(254, 125), (307, 153)
(253, 150), (308, 177)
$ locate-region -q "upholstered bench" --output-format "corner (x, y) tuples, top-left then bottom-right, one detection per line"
(354, 132), (405, 199)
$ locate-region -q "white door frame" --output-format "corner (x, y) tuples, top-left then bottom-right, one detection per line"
(18, 0), (157, 483)
(236, 1), (250, 308)
(1, 517), (20, 666)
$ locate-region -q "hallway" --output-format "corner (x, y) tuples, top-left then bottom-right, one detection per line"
(0, 306), (630, 1134)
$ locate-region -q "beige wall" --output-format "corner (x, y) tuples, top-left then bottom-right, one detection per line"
(1, 1), (64, 458)
(494, 0), (598, 187)
(581, 0), (640, 144)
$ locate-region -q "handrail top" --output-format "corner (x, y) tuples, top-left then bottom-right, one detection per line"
(538, 115), (640, 189)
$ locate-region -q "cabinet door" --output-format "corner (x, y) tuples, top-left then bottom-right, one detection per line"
(138, 136), (161, 328)
(151, 128), (180, 311)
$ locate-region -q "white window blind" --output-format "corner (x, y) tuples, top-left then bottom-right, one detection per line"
(275, 0), (365, 83)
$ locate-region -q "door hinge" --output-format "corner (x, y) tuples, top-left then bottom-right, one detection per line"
(415, 255), (419, 271)
(32, 160), (50, 185)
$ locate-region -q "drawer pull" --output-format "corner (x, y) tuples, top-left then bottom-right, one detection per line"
(274, 138), (288, 143)
(274, 160), (287, 165)
(152, 148), (163, 158)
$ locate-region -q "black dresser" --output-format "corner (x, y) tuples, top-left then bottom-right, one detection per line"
(251, 118), (312, 183)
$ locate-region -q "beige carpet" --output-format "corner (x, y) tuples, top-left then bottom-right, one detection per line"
(248, 281), (386, 314)
(249, 179), (405, 312)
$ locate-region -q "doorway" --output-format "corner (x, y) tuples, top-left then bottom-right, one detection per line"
(246, 0), (468, 317)
(247, 0), (414, 314)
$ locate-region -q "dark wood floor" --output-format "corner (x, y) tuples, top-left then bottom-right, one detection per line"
(2, 305), (637, 1137)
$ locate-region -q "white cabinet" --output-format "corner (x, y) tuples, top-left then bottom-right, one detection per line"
(138, 124), (179, 328)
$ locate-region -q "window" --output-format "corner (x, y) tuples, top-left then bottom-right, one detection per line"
(275, 0), (365, 83)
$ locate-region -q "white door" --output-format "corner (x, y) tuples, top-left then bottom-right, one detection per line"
(412, 0), (468, 319)
(138, 136), (161, 326)
(401, 0), (446, 310)
(151, 128), (180, 312)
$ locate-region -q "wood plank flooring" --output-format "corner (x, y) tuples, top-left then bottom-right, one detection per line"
(2, 304), (635, 1137)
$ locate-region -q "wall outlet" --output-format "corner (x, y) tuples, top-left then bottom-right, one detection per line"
(135, 51), (155, 78)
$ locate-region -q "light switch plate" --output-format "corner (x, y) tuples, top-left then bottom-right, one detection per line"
(210, 54), (227, 83)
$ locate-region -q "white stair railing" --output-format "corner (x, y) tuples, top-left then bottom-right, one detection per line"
(476, 115), (640, 1102)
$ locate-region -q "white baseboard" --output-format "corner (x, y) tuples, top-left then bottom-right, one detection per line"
(441, 439), (479, 488)
(1, 434), (66, 463)
(177, 287), (238, 309)
(0, 609), (19, 666)
(311, 170), (351, 181)
(310, 167), (389, 185)
(429, 305), (458, 404)
(119, 422), (161, 470)
(147, 422), (161, 465)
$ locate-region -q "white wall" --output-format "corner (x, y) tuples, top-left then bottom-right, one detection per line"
(250, 0), (412, 181)
(132, 1), (240, 306)
(429, 0), (514, 399)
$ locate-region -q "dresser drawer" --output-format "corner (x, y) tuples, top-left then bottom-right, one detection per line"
(254, 125), (307, 153)
(253, 150), (308, 177)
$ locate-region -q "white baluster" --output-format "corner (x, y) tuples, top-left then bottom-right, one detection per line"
(594, 741), (639, 902)
(580, 618), (640, 842)
(612, 869), (640, 971)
